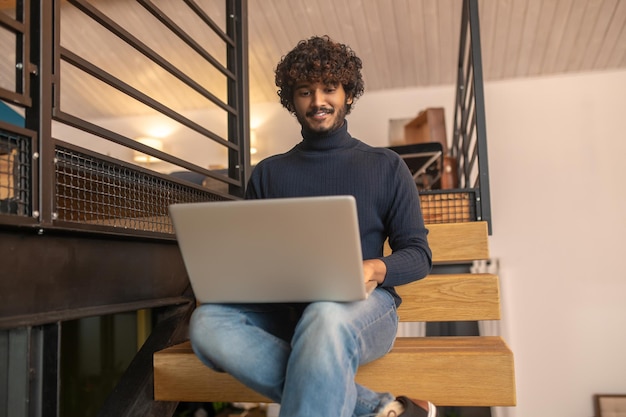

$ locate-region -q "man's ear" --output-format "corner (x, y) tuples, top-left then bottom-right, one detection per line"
(346, 95), (354, 105)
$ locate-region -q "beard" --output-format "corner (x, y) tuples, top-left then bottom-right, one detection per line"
(296, 102), (348, 136)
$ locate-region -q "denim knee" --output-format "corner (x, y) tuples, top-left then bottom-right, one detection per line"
(189, 305), (225, 371)
(296, 302), (357, 345)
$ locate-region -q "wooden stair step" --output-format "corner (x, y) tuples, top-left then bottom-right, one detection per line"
(396, 273), (500, 322)
(153, 222), (516, 407)
(385, 222), (490, 263)
(154, 341), (269, 403)
(154, 337), (516, 406)
(356, 336), (516, 407)
(427, 222), (489, 263)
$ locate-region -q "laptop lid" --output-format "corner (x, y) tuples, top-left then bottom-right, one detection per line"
(169, 195), (367, 303)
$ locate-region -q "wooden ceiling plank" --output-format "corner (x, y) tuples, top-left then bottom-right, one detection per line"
(332, 0), (363, 52)
(578, 0), (621, 71)
(513, 0), (543, 77)
(375, 0), (407, 89)
(551, 0), (588, 74)
(359, 0), (391, 90)
(315, 0), (352, 43)
(247, 27), (273, 103)
(421, 0), (441, 85)
(567, 0), (607, 71)
(437, 0), (461, 85)
(6, 0), (626, 120)
(266, 0), (306, 46)
(501, 0), (531, 79)
(342, 0), (380, 91)
(538, 0), (573, 75)
(330, 0), (369, 69)
(608, 20), (626, 68)
(526, 0), (560, 76)
(593, 0), (626, 68)
(490, 0), (514, 80)
(389, 0), (416, 87)
(406, 0), (431, 86)
(478, 0), (498, 80)
(247, 5), (282, 104)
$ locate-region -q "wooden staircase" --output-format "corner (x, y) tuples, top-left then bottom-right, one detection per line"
(153, 221), (516, 407)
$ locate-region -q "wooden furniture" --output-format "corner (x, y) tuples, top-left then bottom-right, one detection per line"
(398, 108), (460, 190)
(403, 107), (448, 154)
(153, 221), (516, 407)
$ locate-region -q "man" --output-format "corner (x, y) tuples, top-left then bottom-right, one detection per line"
(190, 35), (436, 417)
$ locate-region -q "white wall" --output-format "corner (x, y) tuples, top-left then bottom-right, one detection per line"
(484, 70), (626, 417)
(251, 70), (626, 417)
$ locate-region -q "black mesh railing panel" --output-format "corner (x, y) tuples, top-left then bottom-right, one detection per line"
(54, 146), (227, 234)
(0, 130), (31, 216)
(419, 190), (477, 225)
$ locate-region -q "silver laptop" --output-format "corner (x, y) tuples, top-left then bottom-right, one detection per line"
(169, 195), (372, 303)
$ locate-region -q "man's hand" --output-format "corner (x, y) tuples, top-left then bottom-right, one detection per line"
(363, 258), (387, 286)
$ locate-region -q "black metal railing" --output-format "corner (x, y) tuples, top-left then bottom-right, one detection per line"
(53, 142), (228, 238)
(1, 1), (250, 416)
(1, 0), (249, 236)
(0, 122), (33, 218)
(0, 0), (33, 108)
(451, 0), (492, 233)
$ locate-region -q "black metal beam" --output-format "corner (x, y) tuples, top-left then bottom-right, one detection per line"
(467, 0), (492, 233)
(227, 0), (250, 198)
(451, 0), (492, 234)
(0, 228), (192, 329)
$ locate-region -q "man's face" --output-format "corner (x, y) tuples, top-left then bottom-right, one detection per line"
(293, 82), (353, 135)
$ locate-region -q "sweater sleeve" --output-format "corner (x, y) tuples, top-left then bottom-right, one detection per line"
(244, 161), (266, 200)
(379, 156), (432, 287)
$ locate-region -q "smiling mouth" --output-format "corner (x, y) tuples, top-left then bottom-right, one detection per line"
(307, 107), (334, 118)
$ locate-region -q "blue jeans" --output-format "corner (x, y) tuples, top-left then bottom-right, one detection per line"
(189, 288), (398, 417)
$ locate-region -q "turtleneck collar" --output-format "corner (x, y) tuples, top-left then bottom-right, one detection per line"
(298, 121), (357, 152)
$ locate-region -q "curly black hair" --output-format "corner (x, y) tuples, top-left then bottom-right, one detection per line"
(275, 35), (365, 114)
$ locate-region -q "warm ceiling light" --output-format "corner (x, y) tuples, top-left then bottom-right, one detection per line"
(250, 130), (258, 155)
(133, 137), (163, 163)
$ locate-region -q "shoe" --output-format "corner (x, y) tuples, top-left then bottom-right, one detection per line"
(378, 396), (437, 417)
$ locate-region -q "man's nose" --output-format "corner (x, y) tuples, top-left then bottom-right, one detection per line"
(311, 89), (326, 107)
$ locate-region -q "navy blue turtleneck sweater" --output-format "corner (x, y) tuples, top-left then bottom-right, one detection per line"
(245, 122), (432, 305)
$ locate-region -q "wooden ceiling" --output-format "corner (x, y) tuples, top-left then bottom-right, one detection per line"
(1, 0), (625, 119)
